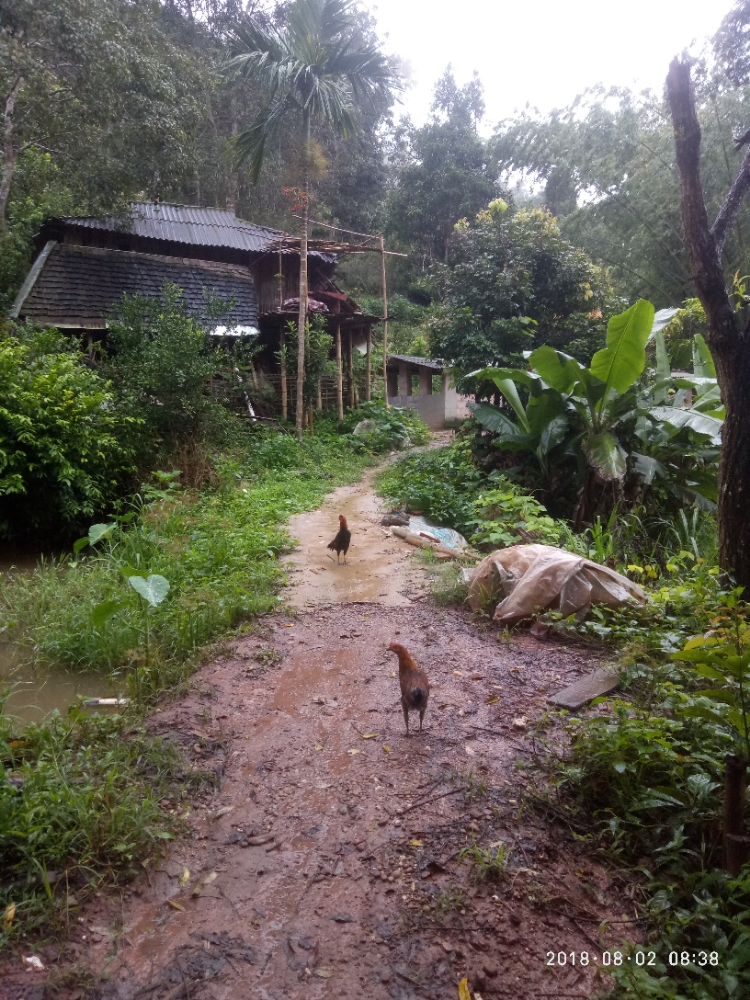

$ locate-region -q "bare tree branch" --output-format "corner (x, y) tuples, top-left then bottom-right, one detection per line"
(712, 144), (750, 256)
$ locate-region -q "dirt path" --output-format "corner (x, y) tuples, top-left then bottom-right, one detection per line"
(13, 461), (633, 1000)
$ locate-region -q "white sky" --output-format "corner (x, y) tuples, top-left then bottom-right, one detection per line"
(365, 0), (731, 128)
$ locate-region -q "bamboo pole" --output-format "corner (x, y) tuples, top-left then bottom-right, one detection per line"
(335, 319), (344, 420)
(381, 233), (389, 408)
(366, 323), (372, 401)
(348, 329), (355, 408)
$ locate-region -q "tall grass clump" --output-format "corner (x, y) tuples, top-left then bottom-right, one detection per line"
(0, 701), (183, 939)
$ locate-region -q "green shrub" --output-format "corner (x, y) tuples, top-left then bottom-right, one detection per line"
(0, 325), (136, 541)
(334, 400), (429, 454)
(469, 485), (568, 549)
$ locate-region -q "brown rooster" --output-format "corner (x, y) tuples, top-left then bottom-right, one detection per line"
(327, 514), (351, 564)
(388, 642), (430, 735)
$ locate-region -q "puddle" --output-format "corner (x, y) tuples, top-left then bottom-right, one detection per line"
(0, 640), (121, 726)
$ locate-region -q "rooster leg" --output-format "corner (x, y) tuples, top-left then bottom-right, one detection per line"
(419, 709), (425, 731)
(402, 700), (410, 736)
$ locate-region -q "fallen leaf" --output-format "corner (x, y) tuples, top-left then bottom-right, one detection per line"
(192, 871), (217, 896)
(314, 744), (324, 750)
(465, 745), (476, 756)
(361, 733), (378, 739)
(453, 670), (464, 676)
(458, 976), (471, 1000)
(178, 867), (190, 887)
(485, 695), (499, 705)
(348, 749), (362, 755)
(2, 902), (15, 929)
(315, 968), (333, 978)
(389, 672), (396, 678)
(213, 806), (234, 819)
(383, 745), (392, 753)
(409, 839), (423, 847)
(168, 900), (185, 911)
(284, 624), (294, 628)
(7, 740), (26, 749)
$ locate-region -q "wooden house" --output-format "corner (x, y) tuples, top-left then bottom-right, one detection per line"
(11, 202), (379, 416)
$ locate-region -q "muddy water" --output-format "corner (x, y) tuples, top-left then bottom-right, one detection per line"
(0, 640), (118, 726)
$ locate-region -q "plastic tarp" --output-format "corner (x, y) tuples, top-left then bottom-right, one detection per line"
(408, 516), (469, 551)
(467, 543), (646, 624)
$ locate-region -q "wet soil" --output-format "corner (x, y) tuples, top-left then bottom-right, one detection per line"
(6, 467), (634, 1000)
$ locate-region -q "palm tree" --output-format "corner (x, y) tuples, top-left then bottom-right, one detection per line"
(226, 0), (395, 438)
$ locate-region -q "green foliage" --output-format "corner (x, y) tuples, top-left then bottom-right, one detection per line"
(0, 706), (180, 937)
(377, 442), (483, 534)
(387, 67), (498, 265)
(104, 285), (227, 460)
(470, 487), (567, 549)
(430, 205), (614, 381)
(470, 301), (722, 524)
(0, 150), (76, 314)
(0, 325), (135, 542)
(0, 429), (373, 676)
(331, 400), (429, 454)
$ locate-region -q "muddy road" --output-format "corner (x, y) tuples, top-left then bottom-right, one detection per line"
(10, 466), (633, 1000)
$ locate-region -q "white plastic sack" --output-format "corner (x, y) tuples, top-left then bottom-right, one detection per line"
(467, 543), (646, 624)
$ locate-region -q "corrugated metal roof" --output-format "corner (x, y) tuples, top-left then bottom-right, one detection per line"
(63, 202), (286, 254)
(387, 353), (445, 371)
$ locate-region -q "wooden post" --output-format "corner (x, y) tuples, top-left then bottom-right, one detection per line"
(348, 328), (355, 408)
(366, 323), (372, 401)
(279, 321), (287, 420)
(316, 379), (322, 411)
(381, 233), (389, 407)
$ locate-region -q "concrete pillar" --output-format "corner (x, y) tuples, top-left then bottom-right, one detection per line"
(418, 368), (433, 396)
(386, 367), (399, 399)
(398, 363), (411, 397)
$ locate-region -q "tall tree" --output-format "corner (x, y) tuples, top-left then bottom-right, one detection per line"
(226, 0), (395, 437)
(666, 54), (750, 586)
(387, 67), (498, 267)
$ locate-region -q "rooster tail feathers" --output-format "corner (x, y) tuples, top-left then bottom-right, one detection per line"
(409, 686), (426, 707)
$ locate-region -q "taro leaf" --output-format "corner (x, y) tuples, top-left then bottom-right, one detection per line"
(468, 402), (521, 437)
(583, 431), (627, 481)
(128, 574), (170, 607)
(92, 598), (121, 627)
(649, 406), (723, 446)
(88, 523), (116, 546)
(591, 299), (655, 407)
(73, 537), (90, 555)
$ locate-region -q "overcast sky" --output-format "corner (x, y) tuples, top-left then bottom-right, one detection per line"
(364, 0), (731, 128)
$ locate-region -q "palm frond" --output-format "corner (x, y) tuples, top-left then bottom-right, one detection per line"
(231, 95), (293, 181)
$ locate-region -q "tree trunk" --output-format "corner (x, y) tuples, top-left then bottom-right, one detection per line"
(0, 77), (24, 231)
(666, 59), (750, 586)
(724, 754), (750, 875)
(295, 112), (311, 440)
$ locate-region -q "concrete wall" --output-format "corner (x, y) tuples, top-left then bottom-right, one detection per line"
(387, 393), (447, 429)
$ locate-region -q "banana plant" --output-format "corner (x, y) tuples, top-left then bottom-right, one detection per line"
(471, 300), (657, 524)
